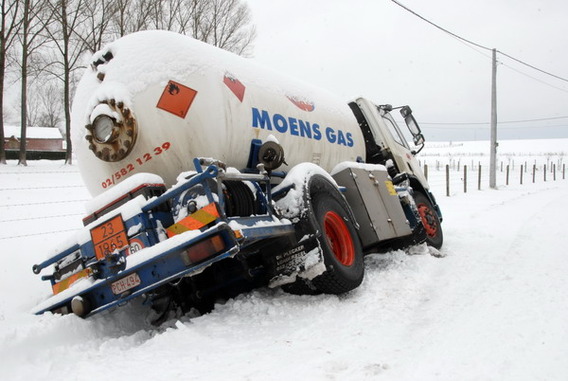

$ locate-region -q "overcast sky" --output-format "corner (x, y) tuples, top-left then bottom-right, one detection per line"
(245, 0), (568, 141)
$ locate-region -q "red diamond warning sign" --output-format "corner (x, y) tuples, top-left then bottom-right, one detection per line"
(156, 80), (197, 118)
(223, 73), (245, 102)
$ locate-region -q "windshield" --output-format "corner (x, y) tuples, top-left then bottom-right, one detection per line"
(378, 109), (411, 150)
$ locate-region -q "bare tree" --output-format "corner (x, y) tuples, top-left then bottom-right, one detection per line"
(37, 82), (63, 127)
(187, 0), (210, 38)
(110, 0), (256, 56)
(25, 82), (42, 127)
(26, 78), (62, 127)
(111, 0), (154, 37)
(5, 0), (256, 165)
(18, 0), (53, 166)
(0, 0), (23, 164)
(78, 0), (117, 53)
(148, 0), (181, 31)
(198, 0), (256, 56)
(46, 0), (89, 165)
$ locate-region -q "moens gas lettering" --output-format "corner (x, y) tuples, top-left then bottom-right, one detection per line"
(252, 107), (354, 147)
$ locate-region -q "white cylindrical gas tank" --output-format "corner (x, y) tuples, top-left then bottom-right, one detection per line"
(72, 30), (365, 196)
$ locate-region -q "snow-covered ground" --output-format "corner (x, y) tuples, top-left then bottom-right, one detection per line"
(1, 140), (567, 380)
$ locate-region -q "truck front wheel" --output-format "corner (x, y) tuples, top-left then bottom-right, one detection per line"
(414, 192), (443, 249)
(309, 177), (364, 294)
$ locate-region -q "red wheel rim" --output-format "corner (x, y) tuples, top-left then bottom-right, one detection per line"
(417, 203), (438, 238)
(323, 211), (355, 266)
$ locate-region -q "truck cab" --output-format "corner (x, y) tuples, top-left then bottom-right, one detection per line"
(348, 97), (442, 250)
(349, 97), (428, 189)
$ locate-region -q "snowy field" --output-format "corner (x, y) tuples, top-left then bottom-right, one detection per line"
(421, 138), (567, 196)
(1, 139), (567, 380)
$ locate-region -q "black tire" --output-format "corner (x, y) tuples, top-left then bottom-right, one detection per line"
(414, 192), (443, 249)
(307, 176), (364, 294)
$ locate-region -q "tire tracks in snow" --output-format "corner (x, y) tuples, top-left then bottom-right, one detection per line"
(384, 182), (568, 380)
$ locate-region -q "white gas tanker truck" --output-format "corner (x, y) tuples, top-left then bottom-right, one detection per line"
(32, 30), (443, 323)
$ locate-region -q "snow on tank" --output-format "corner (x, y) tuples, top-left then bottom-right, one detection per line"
(72, 30), (365, 196)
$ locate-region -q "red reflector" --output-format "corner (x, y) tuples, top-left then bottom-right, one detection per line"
(182, 235), (225, 265)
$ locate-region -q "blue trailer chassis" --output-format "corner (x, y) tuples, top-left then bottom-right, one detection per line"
(32, 159), (295, 318)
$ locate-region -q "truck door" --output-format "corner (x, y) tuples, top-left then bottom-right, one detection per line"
(349, 98), (429, 189)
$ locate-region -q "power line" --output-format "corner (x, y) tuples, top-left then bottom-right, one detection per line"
(498, 50), (568, 84)
(425, 124), (568, 131)
(0, 228), (80, 241)
(0, 199), (89, 208)
(390, 0), (568, 84)
(499, 124), (568, 130)
(0, 212), (83, 223)
(423, 116), (568, 126)
(498, 61), (568, 94)
(0, 170), (81, 175)
(0, 185), (85, 191)
(390, 0), (492, 51)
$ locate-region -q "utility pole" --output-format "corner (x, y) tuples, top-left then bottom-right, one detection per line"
(489, 48), (498, 189)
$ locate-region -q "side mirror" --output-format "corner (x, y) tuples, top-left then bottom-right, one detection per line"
(414, 134), (425, 146)
(400, 106), (425, 147)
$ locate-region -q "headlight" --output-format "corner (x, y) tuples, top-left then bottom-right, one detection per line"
(85, 99), (138, 162)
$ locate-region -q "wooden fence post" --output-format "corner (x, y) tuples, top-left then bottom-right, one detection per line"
(478, 164), (482, 190)
(520, 165), (523, 185)
(533, 164), (536, 183)
(464, 165), (467, 193)
(506, 165), (510, 186)
(446, 164), (450, 197)
(424, 164), (428, 180)
(544, 164), (547, 182)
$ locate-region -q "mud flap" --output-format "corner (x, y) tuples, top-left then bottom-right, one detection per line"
(266, 234), (326, 288)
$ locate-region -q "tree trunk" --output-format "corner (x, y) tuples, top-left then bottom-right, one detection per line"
(64, 57), (72, 164)
(18, 0), (30, 166)
(19, 48), (28, 166)
(62, 0), (72, 165)
(0, 49), (6, 164)
(0, 0), (10, 164)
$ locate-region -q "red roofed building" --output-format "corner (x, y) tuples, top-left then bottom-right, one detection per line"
(4, 126), (66, 160)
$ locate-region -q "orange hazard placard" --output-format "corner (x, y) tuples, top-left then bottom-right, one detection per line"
(90, 215), (129, 260)
(156, 80), (198, 118)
